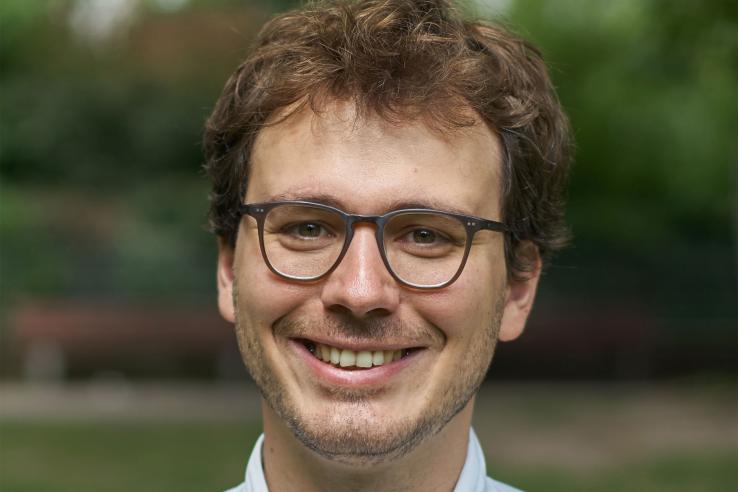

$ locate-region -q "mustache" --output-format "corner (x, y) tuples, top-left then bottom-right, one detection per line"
(274, 313), (444, 346)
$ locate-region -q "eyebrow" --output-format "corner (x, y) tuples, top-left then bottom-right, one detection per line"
(265, 191), (474, 216)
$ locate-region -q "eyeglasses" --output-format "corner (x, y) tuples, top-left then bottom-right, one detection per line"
(238, 200), (508, 289)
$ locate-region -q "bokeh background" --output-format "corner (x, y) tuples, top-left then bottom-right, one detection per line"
(1, 0), (736, 490)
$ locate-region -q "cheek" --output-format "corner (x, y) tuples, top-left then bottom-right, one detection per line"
(234, 228), (313, 328)
(410, 250), (506, 340)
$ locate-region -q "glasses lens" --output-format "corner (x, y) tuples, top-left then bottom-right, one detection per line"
(383, 212), (468, 287)
(262, 204), (345, 279)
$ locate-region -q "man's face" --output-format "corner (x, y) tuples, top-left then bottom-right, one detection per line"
(218, 102), (537, 464)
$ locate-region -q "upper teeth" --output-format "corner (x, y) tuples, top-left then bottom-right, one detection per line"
(313, 343), (404, 368)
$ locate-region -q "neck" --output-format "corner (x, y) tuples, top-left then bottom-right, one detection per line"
(260, 399), (475, 492)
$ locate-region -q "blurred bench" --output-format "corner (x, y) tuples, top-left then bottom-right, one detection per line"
(10, 302), (244, 381)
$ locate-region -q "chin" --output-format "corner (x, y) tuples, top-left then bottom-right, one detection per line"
(268, 385), (475, 466)
(286, 410), (435, 465)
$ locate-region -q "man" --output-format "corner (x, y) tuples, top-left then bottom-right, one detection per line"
(203, 0), (570, 490)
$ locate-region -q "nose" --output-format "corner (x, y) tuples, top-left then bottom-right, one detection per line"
(320, 225), (400, 318)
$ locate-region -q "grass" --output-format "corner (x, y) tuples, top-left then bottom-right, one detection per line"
(1, 420), (735, 491)
(496, 453), (737, 492)
(0, 420), (262, 492)
(1, 383), (736, 491)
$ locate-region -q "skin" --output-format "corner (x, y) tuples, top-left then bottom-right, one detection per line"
(217, 101), (541, 492)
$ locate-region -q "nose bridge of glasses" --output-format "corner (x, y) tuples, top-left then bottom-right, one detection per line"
(346, 214), (382, 226)
(345, 214), (385, 239)
(344, 214), (385, 250)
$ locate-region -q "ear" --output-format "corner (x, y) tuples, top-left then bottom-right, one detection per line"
(498, 242), (542, 342)
(217, 237), (236, 324)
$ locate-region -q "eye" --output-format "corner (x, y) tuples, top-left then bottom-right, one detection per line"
(412, 228), (438, 244)
(286, 222), (328, 239)
(400, 227), (451, 247)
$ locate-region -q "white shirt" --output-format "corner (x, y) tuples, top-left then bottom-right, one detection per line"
(225, 428), (522, 492)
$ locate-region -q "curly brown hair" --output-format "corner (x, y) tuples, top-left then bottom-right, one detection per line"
(203, 0), (571, 279)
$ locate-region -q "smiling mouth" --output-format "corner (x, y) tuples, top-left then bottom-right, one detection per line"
(298, 339), (418, 370)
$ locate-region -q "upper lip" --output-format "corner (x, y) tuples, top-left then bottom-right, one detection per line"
(294, 336), (426, 352)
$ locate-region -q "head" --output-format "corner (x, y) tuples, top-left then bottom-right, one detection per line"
(204, 0), (570, 466)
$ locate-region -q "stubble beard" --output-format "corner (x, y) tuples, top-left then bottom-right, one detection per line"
(233, 280), (505, 466)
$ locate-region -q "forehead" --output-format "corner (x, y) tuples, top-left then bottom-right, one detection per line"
(247, 102), (503, 217)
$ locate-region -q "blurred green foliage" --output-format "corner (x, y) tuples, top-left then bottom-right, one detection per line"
(504, 0), (737, 246)
(0, 0), (735, 319)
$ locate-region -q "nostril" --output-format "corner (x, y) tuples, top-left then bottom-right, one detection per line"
(366, 307), (392, 318)
(326, 305), (353, 317)
(326, 304), (392, 319)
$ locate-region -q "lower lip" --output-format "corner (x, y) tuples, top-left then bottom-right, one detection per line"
(289, 339), (419, 388)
